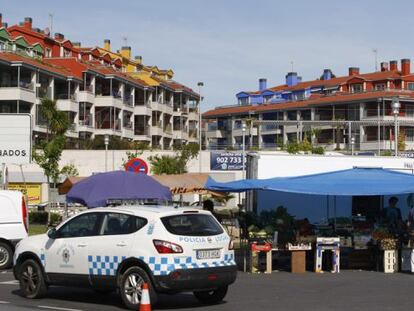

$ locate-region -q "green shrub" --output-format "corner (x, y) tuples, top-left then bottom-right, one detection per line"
(29, 211), (48, 224)
(312, 146), (325, 154)
(49, 213), (63, 226)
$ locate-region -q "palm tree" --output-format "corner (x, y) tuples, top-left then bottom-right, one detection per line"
(39, 98), (69, 139)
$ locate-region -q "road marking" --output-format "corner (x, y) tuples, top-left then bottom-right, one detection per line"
(0, 280), (18, 285)
(0, 300), (10, 304)
(38, 306), (83, 311)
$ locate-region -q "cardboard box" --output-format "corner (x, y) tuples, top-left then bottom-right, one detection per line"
(291, 250), (306, 273)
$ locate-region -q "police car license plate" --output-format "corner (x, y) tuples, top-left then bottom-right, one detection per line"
(196, 249), (221, 260)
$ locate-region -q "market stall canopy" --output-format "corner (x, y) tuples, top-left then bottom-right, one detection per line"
(58, 176), (86, 195)
(205, 168), (414, 196)
(66, 171), (172, 207)
(152, 173), (223, 196)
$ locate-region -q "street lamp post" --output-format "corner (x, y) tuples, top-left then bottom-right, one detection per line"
(104, 135), (109, 172)
(242, 122), (247, 179)
(392, 98), (401, 157)
(351, 136), (355, 156)
(197, 82), (204, 173)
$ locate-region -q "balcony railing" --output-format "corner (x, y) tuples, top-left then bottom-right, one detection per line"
(123, 121), (133, 129)
(37, 87), (52, 99)
(79, 117), (93, 127)
(56, 93), (76, 101)
(124, 96), (134, 107)
(19, 81), (34, 90)
(164, 124), (172, 134)
(135, 126), (150, 136)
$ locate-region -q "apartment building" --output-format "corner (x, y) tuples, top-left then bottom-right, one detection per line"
(203, 60), (414, 152)
(0, 14), (200, 149)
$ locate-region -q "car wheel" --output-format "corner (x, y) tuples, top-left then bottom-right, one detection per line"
(193, 286), (228, 304)
(120, 266), (157, 310)
(18, 259), (47, 299)
(0, 242), (13, 270)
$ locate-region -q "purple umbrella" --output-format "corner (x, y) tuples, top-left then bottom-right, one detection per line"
(66, 171), (172, 207)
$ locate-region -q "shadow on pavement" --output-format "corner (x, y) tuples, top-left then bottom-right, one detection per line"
(11, 288), (226, 310)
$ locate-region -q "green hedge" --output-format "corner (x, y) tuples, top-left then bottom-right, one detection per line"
(29, 211), (63, 226)
(29, 211), (48, 224)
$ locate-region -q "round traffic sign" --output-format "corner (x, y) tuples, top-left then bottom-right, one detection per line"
(124, 158), (148, 174)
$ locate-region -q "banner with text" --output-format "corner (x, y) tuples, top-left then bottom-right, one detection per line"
(210, 152), (244, 171)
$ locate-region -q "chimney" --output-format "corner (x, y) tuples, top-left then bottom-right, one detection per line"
(54, 33), (64, 40)
(390, 60), (398, 71)
(134, 55), (142, 63)
(323, 69), (332, 80)
(2, 22), (7, 28)
(297, 76), (302, 83)
(259, 78), (267, 91)
(24, 17), (32, 29)
(380, 62), (389, 72)
(73, 42), (81, 48)
(401, 59), (410, 75)
(104, 39), (111, 51)
(0, 13), (2, 27)
(285, 72), (298, 87)
(121, 46), (131, 59)
(348, 67), (360, 76)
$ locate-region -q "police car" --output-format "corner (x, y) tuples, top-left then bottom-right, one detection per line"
(13, 206), (237, 310)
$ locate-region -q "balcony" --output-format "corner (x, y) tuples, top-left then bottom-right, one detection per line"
(233, 126), (257, 137)
(260, 123), (282, 134)
(77, 90), (95, 103)
(124, 95), (135, 108)
(0, 84), (36, 103)
(164, 124), (173, 135)
(122, 123), (134, 139)
(135, 125), (151, 140)
(57, 98), (78, 112)
(78, 117), (94, 133)
(66, 123), (78, 138)
(95, 95), (123, 109)
(134, 104), (152, 116)
(151, 125), (163, 136)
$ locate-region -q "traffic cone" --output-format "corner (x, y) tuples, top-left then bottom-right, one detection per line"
(139, 283), (151, 311)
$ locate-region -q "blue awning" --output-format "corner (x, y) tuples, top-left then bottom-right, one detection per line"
(205, 168), (414, 196)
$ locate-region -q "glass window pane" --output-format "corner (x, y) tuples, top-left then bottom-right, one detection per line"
(59, 213), (100, 238)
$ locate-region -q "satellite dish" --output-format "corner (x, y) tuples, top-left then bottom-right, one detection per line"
(44, 27), (50, 36)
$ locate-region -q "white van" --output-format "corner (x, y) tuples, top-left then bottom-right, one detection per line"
(0, 190), (29, 269)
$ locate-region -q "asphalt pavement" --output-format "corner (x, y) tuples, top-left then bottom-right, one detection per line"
(1, 269), (414, 311)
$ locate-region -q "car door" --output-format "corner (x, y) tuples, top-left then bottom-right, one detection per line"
(88, 212), (147, 289)
(44, 212), (103, 284)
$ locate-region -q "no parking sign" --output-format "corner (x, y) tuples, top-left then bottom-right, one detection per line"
(124, 158), (149, 174)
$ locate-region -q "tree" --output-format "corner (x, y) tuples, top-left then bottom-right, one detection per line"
(33, 98), (69, 187)
(60, 163), (79, 178)
(149, 143), (199, 174)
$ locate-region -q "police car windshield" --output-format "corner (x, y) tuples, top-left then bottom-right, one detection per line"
(161, 214), (223, 237)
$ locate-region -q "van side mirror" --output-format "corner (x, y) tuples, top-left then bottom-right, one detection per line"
(47, 228), (58, 239)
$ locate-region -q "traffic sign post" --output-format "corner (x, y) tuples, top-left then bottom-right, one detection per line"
(124, 158), (149, 174)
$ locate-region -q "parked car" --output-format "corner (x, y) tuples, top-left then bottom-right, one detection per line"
(13, 205), (237, 310)
(0, 190), (28, 269)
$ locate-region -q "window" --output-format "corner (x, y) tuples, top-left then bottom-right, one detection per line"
(161, 214), (224, 237)
(351, 84), (363, 93)
(58, 213), (101, 238)
(45, 48), (52, 57)
(374, 83), (386, 91)
(239, 97), (249, 105)
(408, 82), (414, 91)
(101, 213), (147, 235)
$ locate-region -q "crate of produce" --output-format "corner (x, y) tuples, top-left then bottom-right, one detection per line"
(383, 250), (398, 273)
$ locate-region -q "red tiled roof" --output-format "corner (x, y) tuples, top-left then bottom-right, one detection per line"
(45, 57), (149, 88)
(203, 90), (414, 118)
(166, 80), (199, 97)
(0, 52), (79, 80)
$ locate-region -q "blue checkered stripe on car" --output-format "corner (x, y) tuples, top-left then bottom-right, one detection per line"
(139, 253), (236, 276)
(40, 253), (46, 267)
(87, 253), (236, 276)
(88, 255), (126, 276)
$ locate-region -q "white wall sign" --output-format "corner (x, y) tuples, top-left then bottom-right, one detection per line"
(0, 114), (32, 164)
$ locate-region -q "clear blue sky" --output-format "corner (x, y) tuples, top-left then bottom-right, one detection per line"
(2, 0), (414, 111)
